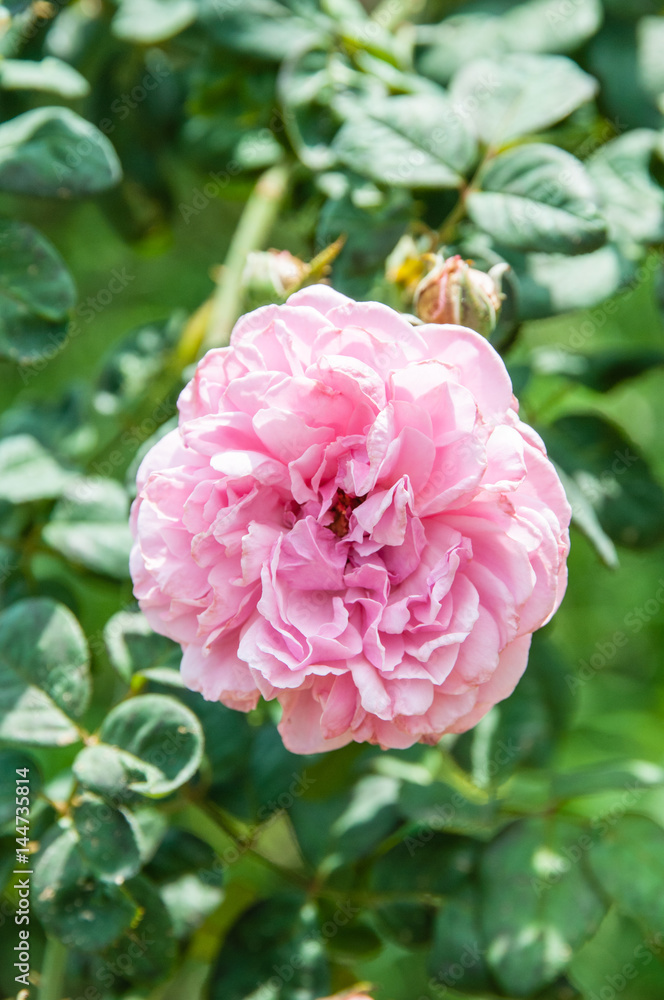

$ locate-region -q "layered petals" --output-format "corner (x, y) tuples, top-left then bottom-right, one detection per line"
(130, 286), (571, 753)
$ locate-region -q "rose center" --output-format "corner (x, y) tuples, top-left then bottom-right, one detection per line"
(326, 488), (365, 538)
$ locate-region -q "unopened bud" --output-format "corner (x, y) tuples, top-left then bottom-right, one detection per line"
(241, 249), (309, 309)
(414, 254), (508, 338)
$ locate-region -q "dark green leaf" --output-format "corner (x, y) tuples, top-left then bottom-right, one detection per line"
(450, 54), (598, 145)
(112, 0), (197, 43)
(588, 129), (664, 243)
(587, 20), (661, 131)
(200, 0), (326, 60)
(542, 413), (664, 548)
(73, 793), (143, 883)
(481, 818), (606, 995)
(331, 774), (400, 861)
(102, 875), (176, 981)
(95, 315), (183, 417)
(588, 815), (664, 934)
(375, 901), (435, 947)
(317, 188), (411, 297)
(73, 743), (162, 800)
(0, 220), (75, 365)
(0, 749), (41, 826)
(554, 463), (619, 568)
(0, 107), (121, 197)
(0, 597), (90, 746)
(569, 908), (664, 1000)
(399, 780), (504, 841)
(0, 435), (74, 502)
(637, 16), (664, 104)
(332, 92), (477, 188)
(0, 58), (90, 98)
(418, 0), (602, 86)
(530, 345), (664, 391)
(468, 144), (606, 254)
(42, 477), (132, 579)
(98, 693), (204, 797)
(499, 0), (603, 54)
(104, 608), (181, 684)
(161, 872), (224, 938)
(429, 886), (491, 991)
(504, 243), (635, 319)
(34, 826), (138, 950)
(370, 832), (478, 896)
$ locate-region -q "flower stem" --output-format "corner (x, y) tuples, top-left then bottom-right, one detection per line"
(39, 938), (68, 1000)
(175, 800), (309, 890)
(204, 162), (291, 352)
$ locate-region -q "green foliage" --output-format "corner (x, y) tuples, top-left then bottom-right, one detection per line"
(1, 1), (664, 999)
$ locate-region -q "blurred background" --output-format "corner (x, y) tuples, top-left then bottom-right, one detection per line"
(1, 1), (664, 999)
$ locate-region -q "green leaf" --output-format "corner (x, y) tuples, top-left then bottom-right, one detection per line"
(499, 0), (603, 55)
(0, 597), (90, 715)
(374, 901), (435, 947)
(0, 435), (74, 502)
(555, 463), (619, 569)
(399, 780), (504, 841)
(504, 243), (635, 319)
(332, 92), (477, 188)
(277, 47), (350, 172)
(73, 793), (143, 883)
(34, 826), (139, 950)
(160, 872), (223, 938)
(112, 0), (197, 43)
(97, 694), (204, 797)
(481, 818), (606, 995)
(552, 759), (664, 801)
(417, 14), (503, 86)
(418, 0), (602, 86)
(0, 598), (90, 746)
(0, 220), (76, 365)
(317, 188), (411, 297)
(331, 774), (400, 861)
(104, 608), (182, 684)
(460, 632), (573, 785)
(0, 107), (121, 197)
(103, 875), (176, 981)
(588, 815), (664, 934)
(542, 414), (664, 548)
(450, 54), (598, 145)
(42, 477), (132, 579)
(73, 743), (163, 799)
(200, 0), (326, 61)
(429, 886), (491, 991)
(530, 345), (664, 391)
(370, 831), (478, 896)
(637, 16), (664, 104)
(468, 144), (606, 254)
(0, 57), (90, 98)
(569, 908), (664, 1000)
(94, 314), (184, 417)
(587, 20), (661, 132)
(0, 749), (41, 826)
(587, 129), (664, 244)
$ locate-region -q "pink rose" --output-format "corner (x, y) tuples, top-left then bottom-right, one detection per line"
(130, 286), (570, 754)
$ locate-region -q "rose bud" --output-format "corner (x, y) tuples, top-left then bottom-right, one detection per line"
(241, 249), (309, 309)
(414, 254), (509, 338)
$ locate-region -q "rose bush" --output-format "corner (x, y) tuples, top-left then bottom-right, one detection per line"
(130, 285), (570, 753)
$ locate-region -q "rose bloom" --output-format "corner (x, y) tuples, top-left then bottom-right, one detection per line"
(130, 286), (570, 753)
